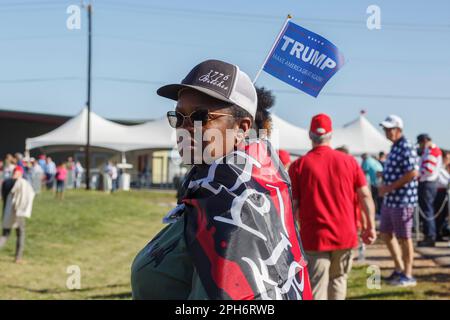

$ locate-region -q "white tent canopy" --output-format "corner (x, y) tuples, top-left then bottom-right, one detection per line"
(26, 108), (312, 154)
(270, 112), (392, 156)
(26, 108), (390, 157)
(125, 117), (177, 151)
(332, 114), (391, 155)
(270, 114), (311, 154)
(25, 107), (175, 152)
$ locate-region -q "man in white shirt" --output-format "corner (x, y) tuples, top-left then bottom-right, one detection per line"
(434, 151), (450, 241)
(417, 134), (443, 247)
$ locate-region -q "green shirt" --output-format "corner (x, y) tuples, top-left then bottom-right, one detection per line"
(131, 217), (208, 300)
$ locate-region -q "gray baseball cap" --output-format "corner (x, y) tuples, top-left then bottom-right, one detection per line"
(157, 59), (258, 118)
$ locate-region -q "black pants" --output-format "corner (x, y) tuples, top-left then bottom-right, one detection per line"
(434, 188), (449, 238)
(46, 174), (55, 190)
(371, 185), (382, 215)
(0, 217), (26, 260)
(419, 181), (438, 240)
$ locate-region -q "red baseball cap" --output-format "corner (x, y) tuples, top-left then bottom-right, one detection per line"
(277, 149), (291, 167)
(310, 113), (332, 136)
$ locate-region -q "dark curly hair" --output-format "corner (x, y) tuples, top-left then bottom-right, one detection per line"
(229, 86), (275, 138)
(254, 86), (275, 137)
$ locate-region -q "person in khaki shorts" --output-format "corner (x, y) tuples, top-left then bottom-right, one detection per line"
(305, 249), (354, 300)
(289, 114), (376, 300)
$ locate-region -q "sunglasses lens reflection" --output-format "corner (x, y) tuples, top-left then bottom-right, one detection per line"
(167, 112), (179, 128)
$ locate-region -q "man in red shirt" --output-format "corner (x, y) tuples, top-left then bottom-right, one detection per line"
(288, 113), (376, 300)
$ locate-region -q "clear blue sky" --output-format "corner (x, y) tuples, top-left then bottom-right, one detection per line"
(1, 0), (449, 148)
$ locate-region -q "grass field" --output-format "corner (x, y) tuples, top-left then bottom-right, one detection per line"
(0, 189), (175, 299)
(348, 265), (450, 300)
(0, 189), (448, 300)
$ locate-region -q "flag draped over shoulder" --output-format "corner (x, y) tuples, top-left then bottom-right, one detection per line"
(181, 139), (313, 300)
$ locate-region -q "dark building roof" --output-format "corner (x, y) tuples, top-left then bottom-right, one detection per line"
(0, 109), (146, 125)
(0, 108), (150, 159)
(0, 109), (68, 125)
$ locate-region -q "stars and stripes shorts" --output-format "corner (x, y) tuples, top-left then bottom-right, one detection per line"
(379, 205), (415, 239)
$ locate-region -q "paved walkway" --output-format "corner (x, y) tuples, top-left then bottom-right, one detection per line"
(354, 239), (450, 269)
(350, 239), (450, 299)
(415, 241), (450, 267)
(355, 240), (450, 269)
(354, 240), (450, 299)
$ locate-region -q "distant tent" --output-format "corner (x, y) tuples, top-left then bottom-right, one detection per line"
(270, 114), (311, 155)
(25, 107), (175, 152)
(332, 113), (391, 155)
(125, 117), (177, 151)
(26, 107), (390, 157)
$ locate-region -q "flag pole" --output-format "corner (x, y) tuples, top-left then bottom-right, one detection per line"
(253, 14), (292, 84)
(85, 3), (92, 190)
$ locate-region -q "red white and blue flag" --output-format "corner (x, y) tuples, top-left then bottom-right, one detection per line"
(262, 20), (345, 97)
(181, 139), (313, 300)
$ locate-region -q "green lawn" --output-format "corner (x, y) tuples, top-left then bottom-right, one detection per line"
(0, 189), (448, 300)
(348, 265), (450, 300)
(0, 189), (175, 299)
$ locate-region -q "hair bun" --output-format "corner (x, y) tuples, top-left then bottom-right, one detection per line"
(256, 87), (275, 111)
(255, 86), (275, 137)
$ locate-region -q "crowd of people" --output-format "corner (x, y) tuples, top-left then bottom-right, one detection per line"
(0, 152), (129, 262)
(285, 114), (450, 295)
(0, 154), (85, 196)
(0, 154), (128, 194)
(0, 154), (85, 262)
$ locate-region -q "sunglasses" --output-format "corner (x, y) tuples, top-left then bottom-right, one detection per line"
(167, 109), (232, 128)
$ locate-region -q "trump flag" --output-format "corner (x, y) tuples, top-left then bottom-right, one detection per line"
(262, 20), (345, 97)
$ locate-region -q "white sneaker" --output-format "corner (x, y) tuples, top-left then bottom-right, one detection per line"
(392, 275), (417, 287)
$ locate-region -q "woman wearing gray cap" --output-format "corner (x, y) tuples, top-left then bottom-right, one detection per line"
(131, 59), (312, 300)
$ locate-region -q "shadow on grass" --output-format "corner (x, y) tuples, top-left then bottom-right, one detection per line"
(7, 283), (129, 295)
(89, 292), (132, 299)
(348, 291), (415, 300)
(414, 272), (450, 282)
(354, 263), (443, 271)
(423, 290), (450, 298)
(357, 255), (429, 262)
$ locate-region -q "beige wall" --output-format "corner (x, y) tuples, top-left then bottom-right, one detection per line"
(152, 150), (169, 184)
